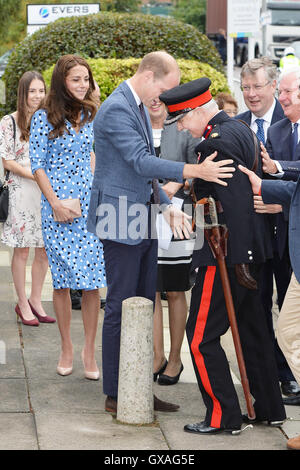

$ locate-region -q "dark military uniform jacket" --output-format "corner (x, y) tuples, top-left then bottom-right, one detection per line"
(192, 110), (273, 267)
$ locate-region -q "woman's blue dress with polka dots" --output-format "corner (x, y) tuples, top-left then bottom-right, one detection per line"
(29, 109), (106, 290)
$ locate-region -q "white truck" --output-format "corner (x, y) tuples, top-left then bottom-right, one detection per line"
(236, 0), (300, 66)
(206, 0), (300, 66)
(264, 0), (300, 65)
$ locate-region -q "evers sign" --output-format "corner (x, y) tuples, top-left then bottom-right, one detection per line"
(27, 3), (100, 25)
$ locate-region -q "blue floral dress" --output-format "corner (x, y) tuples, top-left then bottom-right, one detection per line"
(29, 109), (106, 290)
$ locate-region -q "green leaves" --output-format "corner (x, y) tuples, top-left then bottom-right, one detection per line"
(42, 57), (229, 103)
(2, 12), (224, 114)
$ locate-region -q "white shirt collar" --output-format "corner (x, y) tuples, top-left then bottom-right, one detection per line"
(250, 99), (276, 126)
(291, 119), (300, 129)
(126, 79), (141, 107)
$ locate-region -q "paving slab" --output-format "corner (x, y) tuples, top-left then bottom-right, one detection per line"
(35, 412), (168, 450)
(0, 242), (299, 451)
(0, 413), (38, 450)
(0, 378), (30, 412)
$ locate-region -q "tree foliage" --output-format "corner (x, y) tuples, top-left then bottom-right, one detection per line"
(2, 12), (223, 114)
(172, 0), (206, 32)
(0, 0), (140, 55)
(43, 57), (229, 102)
(101, 0), (140, 12)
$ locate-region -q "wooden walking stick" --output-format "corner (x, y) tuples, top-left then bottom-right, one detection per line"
(198, 196), (256, 420)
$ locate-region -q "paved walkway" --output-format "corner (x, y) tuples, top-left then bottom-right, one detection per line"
(0, 242), (299, 451)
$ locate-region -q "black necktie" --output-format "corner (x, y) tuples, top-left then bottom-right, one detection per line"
(290, 122), (298, 160)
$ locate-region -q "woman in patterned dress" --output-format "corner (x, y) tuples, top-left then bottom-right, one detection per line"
(0, 71), (55, 326)
(29, 55), (106, 379)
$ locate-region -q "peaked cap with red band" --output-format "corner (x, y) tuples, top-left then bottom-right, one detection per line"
(159, 77), (212, 125)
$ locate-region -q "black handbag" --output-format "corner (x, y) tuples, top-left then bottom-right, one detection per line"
(0, 115), (16, 222)
(0, 172), (9, 222)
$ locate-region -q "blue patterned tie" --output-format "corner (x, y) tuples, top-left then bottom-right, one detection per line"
(290, 122), (298, 160)
(255, 118), (265, 145)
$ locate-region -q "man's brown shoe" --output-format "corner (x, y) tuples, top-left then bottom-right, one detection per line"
(105, 396), (117, 413)
(153, 394), (179, 412)
(105, 395), (180, 413)
(287, 435), (300, 450)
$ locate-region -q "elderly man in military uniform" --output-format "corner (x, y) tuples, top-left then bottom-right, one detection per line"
(159, 78), (286, 435)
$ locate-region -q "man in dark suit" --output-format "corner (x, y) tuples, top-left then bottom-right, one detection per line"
(239, 164), (300, 450)
(236, 58), (300, 397)
(258, 66), (300, 398)
(87, 51), (235, 413)
(236, 57), (284, 133)
(160, 78), (286, 435)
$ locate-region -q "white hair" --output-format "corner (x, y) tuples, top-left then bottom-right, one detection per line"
(196, 99), (218, 112)
(278, 66), (300, 84)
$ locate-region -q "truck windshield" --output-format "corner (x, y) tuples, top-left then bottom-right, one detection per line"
(272, 10), (300, 26)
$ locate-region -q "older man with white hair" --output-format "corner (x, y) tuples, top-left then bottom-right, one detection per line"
(159, 77), (286, 436)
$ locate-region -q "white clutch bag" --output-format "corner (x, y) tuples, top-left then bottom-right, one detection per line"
(53, 198), (82, 221)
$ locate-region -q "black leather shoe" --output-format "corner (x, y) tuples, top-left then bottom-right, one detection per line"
(281, 381), (300, 396)
(153, 394), (179, 412)
(153, 359), (168, 382)
(242, 414), (284, 427)
(184, 421), (240, 435)
(158, 363), (184, 386)
(282, 394), (300, 406)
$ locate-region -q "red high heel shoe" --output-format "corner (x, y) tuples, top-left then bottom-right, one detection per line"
(15, 304), (39, 327)
(28, 300), (56, 323)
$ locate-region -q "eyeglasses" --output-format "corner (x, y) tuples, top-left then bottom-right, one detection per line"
(240, 81), (271, 93)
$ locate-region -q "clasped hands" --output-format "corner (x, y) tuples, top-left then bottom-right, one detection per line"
(52, 201), (78, 223)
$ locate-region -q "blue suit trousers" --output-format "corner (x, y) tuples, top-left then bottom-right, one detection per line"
(101, 237), (158, 397)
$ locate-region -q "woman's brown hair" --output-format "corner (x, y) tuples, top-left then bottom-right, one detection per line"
(43, 54), (97, 139)
(17, 71), (46, 142)
(215, 92), (238, 111)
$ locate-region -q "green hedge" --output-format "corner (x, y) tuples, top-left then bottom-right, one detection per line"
(43, 57), (229, 102)
(2, 12), (223, 114)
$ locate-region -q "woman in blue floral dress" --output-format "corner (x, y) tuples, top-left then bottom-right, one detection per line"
(30, 55), (106, 379)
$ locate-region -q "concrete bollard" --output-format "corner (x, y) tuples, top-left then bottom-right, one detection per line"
(117, 296), (154, 425)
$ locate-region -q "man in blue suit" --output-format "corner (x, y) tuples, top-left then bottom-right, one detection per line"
(87, 51), (235, 413)
(237, 58), (300, 397)
(239, 164), (300, 450)
(236, 57), (284, 133)
(258, 67), (300, 397)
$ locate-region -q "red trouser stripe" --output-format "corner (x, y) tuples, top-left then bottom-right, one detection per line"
(190, 266), (223, 428)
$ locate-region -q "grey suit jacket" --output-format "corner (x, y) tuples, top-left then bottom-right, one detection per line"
(87, 81), (185, 245)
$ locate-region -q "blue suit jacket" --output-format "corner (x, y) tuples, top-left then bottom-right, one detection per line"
(266, 117), (300, 178)
(262, 177), (300, 282)
(87, 81), (185, 245)
(236, 100), (288, 257)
